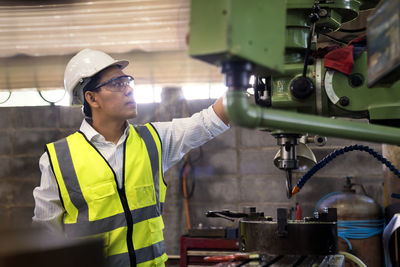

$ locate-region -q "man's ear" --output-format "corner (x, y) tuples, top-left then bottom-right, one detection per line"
(84, 91), (99, 108)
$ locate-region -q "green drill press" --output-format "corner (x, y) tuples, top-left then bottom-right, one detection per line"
(188, 0), (400, 197)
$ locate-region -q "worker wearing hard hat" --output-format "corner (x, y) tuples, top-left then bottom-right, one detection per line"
(32, 49), (230, 267)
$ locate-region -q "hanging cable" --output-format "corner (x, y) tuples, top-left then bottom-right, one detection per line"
(315, 193), (384, 254)
(182, 162), (191, 229)
(314, 191), (343, 212)
(180, 160), (196, 198)
(338, 219), (385, 251)
(3, 68), (12, 105)
(179, 159), (196, 230)
(292, 145), (400, 196)
(0, 90), (12, 104)
(315, 191), (385, 252)
(37, 89), (67, 106)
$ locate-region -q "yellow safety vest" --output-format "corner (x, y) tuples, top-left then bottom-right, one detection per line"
(46, 123), (168, 267)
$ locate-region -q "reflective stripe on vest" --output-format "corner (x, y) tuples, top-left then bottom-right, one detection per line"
(47, 123), (166, 266)
(136, 125), (161, 215)
(106, 240), (166, 267)
(53, 138), (89, 222)
(64, 202), (164, 237)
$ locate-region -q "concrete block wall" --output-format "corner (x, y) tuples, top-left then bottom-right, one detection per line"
(0, 106), (82, 227)
(0, 100), (385, 255)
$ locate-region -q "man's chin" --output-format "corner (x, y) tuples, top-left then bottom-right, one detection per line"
(126, 109), (138, 120)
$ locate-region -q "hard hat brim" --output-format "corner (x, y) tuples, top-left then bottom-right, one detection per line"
(105, 59), (129, 72)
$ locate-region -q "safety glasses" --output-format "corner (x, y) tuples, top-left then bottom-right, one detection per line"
(93, 75), (134, 92)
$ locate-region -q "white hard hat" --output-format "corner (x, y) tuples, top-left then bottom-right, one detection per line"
(64, 48), (129, 105)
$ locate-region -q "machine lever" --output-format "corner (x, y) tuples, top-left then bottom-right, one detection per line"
(204, 253), (256, 262)
(286, 170), (293, 199)
(302, 3), (320, 77)
(205, 210), (248, 221)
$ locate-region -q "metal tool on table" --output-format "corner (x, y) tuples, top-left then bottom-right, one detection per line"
(205, 207), (342, 266)
(188, 0), (400, 198)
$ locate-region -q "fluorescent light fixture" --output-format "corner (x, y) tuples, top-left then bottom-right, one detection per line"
(40, 89), (69, 105)
(0, 88), (69, 107)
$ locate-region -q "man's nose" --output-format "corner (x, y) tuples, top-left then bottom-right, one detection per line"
(125, 84), (134, 95)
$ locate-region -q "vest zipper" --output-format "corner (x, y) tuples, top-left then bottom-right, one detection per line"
(120, 139), (136, 267)
(77, 132), (137, 266)
(117, 187), (136, 266)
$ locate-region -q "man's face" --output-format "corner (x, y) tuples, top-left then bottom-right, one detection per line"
(93, 66), (137, 121)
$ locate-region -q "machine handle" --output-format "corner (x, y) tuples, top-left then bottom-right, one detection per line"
(205, 210), (248, 221)
(204, 253), (258, 262)
(204, 254), (246, 262)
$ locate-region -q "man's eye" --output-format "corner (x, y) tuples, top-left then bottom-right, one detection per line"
(112, 82), (123, 87)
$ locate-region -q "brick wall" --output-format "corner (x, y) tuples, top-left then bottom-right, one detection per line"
(0, 100), (385, 255)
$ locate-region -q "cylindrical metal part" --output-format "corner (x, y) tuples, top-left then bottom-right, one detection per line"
(280, 145), (296, 161)
(317, 190), (384, 267)
(221, 62), (252, 90)
(274, 135), (301, 170)
(308, 135), (327, 146)
(278, 146), (298, 169)
(224, 91), (400, 145)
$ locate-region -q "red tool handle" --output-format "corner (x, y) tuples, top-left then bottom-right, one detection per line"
(204, 254), (249, 262)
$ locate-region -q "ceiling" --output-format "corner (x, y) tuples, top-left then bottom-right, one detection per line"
(0, 0), (189, 57)
(0, 0), (226, 90)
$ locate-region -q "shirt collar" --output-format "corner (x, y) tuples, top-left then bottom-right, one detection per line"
(79, 118), (130, 145)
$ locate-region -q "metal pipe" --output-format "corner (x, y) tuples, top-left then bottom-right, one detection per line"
(224, 91), (400, 145)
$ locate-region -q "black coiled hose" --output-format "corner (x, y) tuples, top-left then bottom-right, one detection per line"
(293, 144), (400, 198)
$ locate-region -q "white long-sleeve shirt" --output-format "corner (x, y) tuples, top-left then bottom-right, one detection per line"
(32, 105), (229, 232)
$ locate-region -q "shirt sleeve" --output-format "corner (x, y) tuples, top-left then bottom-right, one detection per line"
(151, 105), (230, 172)
(32, 152), (64, 234)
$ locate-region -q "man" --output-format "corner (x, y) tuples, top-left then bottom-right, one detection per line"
(32, 48), (230, 267)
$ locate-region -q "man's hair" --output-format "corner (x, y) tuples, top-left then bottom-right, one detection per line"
(82, 73), (102, 117)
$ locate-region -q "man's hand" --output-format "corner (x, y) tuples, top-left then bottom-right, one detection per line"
(212, 97), (230, 126)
